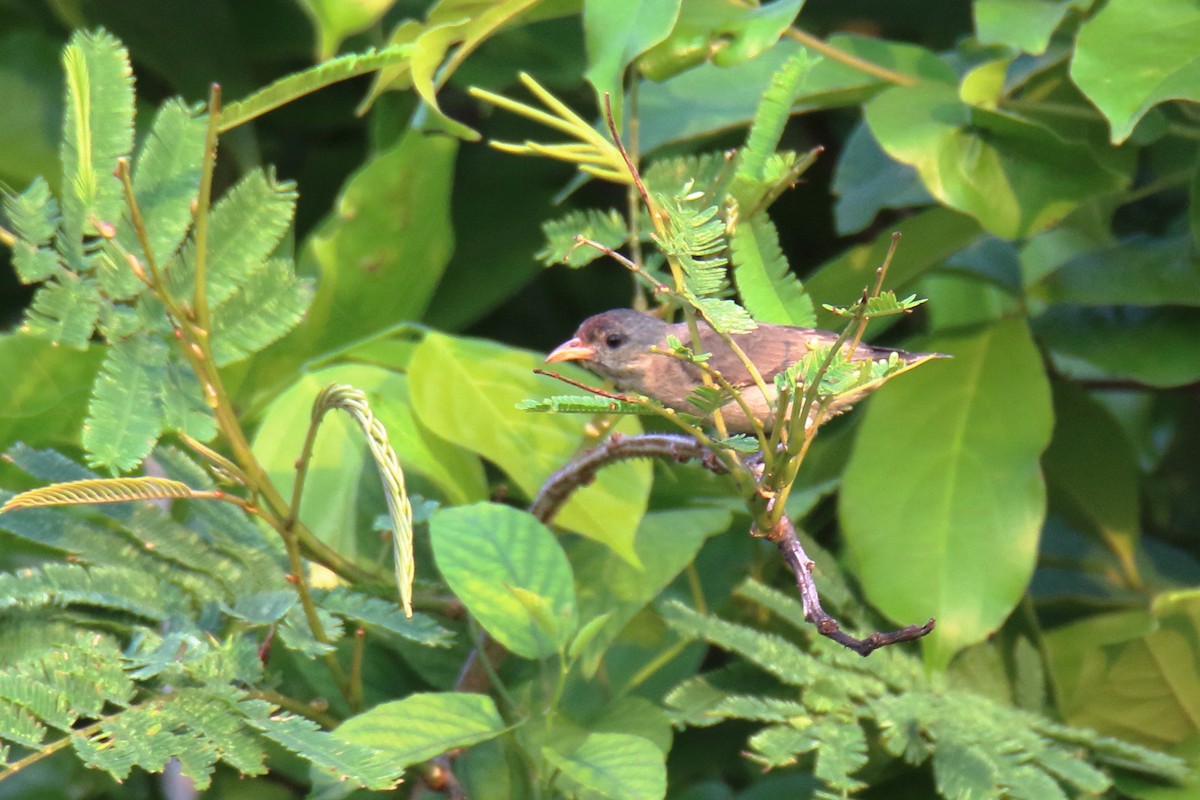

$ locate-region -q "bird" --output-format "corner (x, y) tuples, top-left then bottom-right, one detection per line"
(545, 308), (940, 433)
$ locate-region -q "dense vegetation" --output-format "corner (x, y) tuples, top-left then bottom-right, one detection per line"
(0, 1), (1197, 798)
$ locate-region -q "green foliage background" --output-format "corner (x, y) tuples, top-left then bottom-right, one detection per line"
(0, 0), (1198, 798)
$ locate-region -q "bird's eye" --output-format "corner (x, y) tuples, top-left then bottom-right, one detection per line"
(604, 332), (626, 349)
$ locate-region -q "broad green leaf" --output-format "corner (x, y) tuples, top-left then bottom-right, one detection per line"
(430, 503), (576, 659)
(209, 259), (313, 366)
(638, 0), (804, 81)
(1031, 234), (1200, 307)
(407, 331), (650, 564)
(292, 129), (456, 357)
(974, 0), (1076, 56)
(253, 364), (487, 559)
(832, 122), (933, 235)
(21, 272), (101, 349)
(583, 0), (680, 125)
(1042, 383), (1140, 584)
(1071, 0), (1200, 143)
(865, 81), (1129, 238)
(83, 337), (169, 472)
(0, 335), (103, 450)
(58, 29), (134, 267)
(806, 206), (983, 329)
(334, 692), (505, 769)
(1033, 306), (1200, 389)
(408, 0), (542, 139)
(569, 507), (732, 675)
(730, 215), (815, 327)
(297, 0), (393, 60)
(544, 733), (666, 800)
(841, 318), (1053, 670)
(1044, 594), (1200, 748)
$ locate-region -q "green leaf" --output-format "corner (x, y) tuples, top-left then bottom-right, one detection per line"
(732, 48), (815, 201)
(1031, 234), (1200, 307)
(832, 122), (933, 235)
(933, 739), (1000, 799)
(517, 395), (652, 415)
(21, 271), (102, 349)
(1071, 0), (1200, 143)
(570, 507), (731, 675)
(169, 168), (296, 308)
(805, 206), (983, 329)
(83, 336), (168, 472)
(544, 733), (666, 800)
(253, 364), (487, 560)
(0, 335), (104, 448)
(58, 29), (134, 267)
(731, 215), (815, 327)
(334, 692), (505, 769)
(1033, 306), (1200, 389)
(160, 356), (216, 442)
(296, 0), (393, 60)
(639, 0), (803, 81)
(538, 209), (629, 268)
(408, 331), (650, 564)
(4, 176), (61, 282)
(430, 503), (576, 659)
(583, 0), (681, 126)
(841, 318), (1053, 670)
(974, 0), (1076, 56)
(1042, 383), (1141, 584)
(317, 587), (452, 647)
(291, 129), (456, 358)
(1044, 594), (1200, 748)
(865, 81), (1130, 238)
(209, 258), (312, 366)
(112, 99), (207, 290)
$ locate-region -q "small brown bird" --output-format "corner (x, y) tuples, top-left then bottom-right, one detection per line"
(546, 308), (938, 433)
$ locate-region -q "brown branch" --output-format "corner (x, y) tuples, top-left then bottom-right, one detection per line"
(758, 514), (935, 656)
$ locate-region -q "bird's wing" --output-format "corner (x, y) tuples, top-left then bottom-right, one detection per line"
(699, 323), (839, 386)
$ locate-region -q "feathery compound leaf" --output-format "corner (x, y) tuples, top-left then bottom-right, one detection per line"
(1, 476), (211, 513)
(112, 100), (207, 283)
(220, 45), (412, 132)
(83, 336), (168, 472)
(644, 152), (731, 202)
(734, 50), (815, 189)
(58, 29), (135, 268)
(168, 169), (297, 307)
(315, 588), (452, 646)
(694, 296), (756, 334)
(3, 177), (62, 282)
(538, 209), (629, 267)
(0, 562), (181, 620)
(310, 385), (415, 616)
(160, 357), (217, 442)
(656, 193), (729, 295)
(731, 216), (815, 327)
(21, 271), (102, 349)
(209, 259), (313, 366)
(517, 395), (654, 415)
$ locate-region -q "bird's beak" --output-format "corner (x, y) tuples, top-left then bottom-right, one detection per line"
(546, 337), (593, 363)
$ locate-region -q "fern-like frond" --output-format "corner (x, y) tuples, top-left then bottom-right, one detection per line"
(731, 216), (815, 327)
(733, 50), (815, 195)
(167, 169), (297, 308)
(3, 177), (62, 282)
(0, 562), (185, 620)
(517, 395), (653, 415)
(220, 45), (413, 133)
(1, 476), (214, 513)
(538, 209), (629, 267)
(316, 587), (453, 646)
(20, 271), (102, 349)
(161, 357), (218, 442)
(643, 152), (731, 205)
(83, 336), (168, 472)
(209, 259), (312, 366)
(58, 29), (135, 269)
(655, 193), (728, 296)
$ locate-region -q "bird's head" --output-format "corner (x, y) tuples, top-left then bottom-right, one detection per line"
(545, 309), (670, 387)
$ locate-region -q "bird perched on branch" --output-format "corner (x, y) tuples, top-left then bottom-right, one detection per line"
(546, 308), (940, 433)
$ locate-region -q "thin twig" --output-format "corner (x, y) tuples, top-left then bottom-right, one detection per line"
(759, 514), (935, 656)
